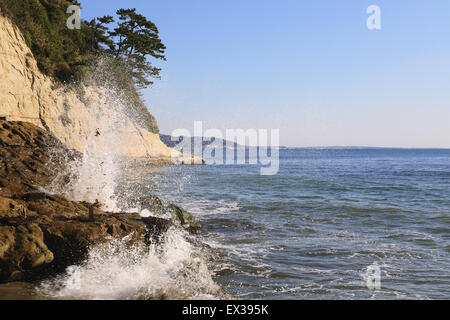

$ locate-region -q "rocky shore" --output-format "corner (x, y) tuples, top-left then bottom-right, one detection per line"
(0, 121), (200, 284)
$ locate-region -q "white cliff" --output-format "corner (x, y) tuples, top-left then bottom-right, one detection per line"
(0, 14), (200, 163)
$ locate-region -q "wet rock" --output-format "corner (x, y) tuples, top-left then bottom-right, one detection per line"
(140, 195), (166, 215)
(118, 192), (202, 234)
(0, 224), (54, 281)
(0, 211), (173, 282)
(115, 192), (167, 217)
(167, 204), (201, 233)
(21, 193), (54, 202)
(141, 216), (172, 238)
(0, 121), (174, 283)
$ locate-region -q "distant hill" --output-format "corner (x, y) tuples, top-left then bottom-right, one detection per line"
(159, 134), (245, 150)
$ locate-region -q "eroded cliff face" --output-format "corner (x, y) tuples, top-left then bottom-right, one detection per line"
(0, 14), (192, 162)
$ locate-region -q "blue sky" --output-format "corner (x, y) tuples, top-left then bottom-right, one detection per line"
(82, 1), (450, 147)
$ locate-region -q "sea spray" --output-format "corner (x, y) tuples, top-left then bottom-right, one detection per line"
(47, 56), (160, 211)
(38, 228), (224, 300)
(62, 125), (122, 211)
(39, 56), (225, 299)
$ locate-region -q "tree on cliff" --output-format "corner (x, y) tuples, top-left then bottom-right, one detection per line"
(85, 15), (115, 53)
(0, 1), (166, 90)
(0, 1), (163, 133)
(107, 8), (167, 89)
(86, 8), (167, 89)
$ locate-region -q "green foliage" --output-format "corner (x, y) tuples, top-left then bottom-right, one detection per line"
(108, 8), (166, 89)
(0, 0), (164, 134)
(0, 0), (97, 81)
(85, 15), (115, 54)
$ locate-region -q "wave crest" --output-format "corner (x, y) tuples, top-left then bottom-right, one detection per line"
(38, 228), (224, 300)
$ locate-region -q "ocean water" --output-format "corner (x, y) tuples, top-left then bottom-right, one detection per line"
(137, 148), (450, 300)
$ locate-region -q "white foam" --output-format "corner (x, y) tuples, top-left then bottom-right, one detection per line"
(38, 228), (224, 300)
(39, 59), (224, 299)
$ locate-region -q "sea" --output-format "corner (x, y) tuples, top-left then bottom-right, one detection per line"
(140, 147), (450, 300)
(7, 147), (448, 300)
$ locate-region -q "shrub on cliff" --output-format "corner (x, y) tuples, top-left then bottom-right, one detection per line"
(0, 0), (163, 134)
(0, 0), (95, 81)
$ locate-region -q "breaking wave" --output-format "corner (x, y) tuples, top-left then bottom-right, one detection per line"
(38, 57), (224, 300)
(38, 228), (224, 300)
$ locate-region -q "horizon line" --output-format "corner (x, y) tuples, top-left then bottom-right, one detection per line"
(159, 134), (450, 150)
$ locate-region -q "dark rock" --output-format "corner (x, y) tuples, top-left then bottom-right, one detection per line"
(167, 204), (201, 233)
(141, 216), (172, 235)
(0, 121), (173, 283)
(0, 223), (54, 282)
(21, 193), (53, 202)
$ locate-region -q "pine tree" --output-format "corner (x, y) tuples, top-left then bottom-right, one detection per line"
(108, 8), (166, 89)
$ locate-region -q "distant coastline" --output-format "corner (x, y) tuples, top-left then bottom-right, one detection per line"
(159, 136), (450, 151)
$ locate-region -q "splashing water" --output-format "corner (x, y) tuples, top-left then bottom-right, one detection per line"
(64, 126), (122, 211)
(39, 58), (223, 300)
(38, 228), (224, 300)
(47, 57), (157, 211)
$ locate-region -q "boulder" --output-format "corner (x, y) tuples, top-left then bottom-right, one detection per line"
(167, 204), (201, 233)
(0, 212), (172, 282)
(0, 224), (54, 281)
